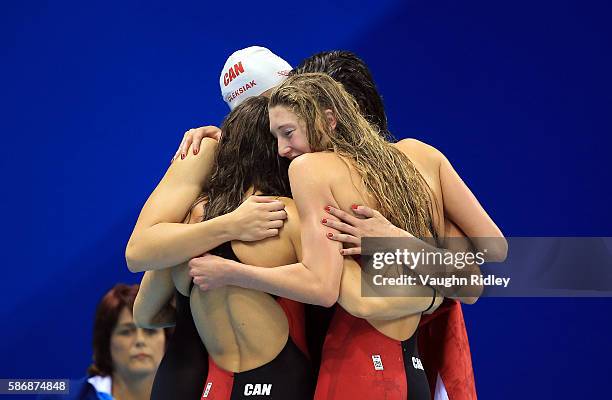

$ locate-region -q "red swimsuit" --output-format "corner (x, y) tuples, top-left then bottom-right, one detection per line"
(314, 306), (430, 400)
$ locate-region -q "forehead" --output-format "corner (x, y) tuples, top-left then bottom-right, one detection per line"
(269, 105), (298, 127)
(115, 307), (133, 326)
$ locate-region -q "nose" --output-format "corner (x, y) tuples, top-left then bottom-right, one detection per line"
(134, 328), (146, 347)
(277, 138), (292, 158)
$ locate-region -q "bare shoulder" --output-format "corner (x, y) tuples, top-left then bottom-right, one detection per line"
(289, 152), (344, 170)
(275, 197), (302, 258)
(233, 196), (301, 264)
(199, 137), (219, 152)
(288, 152), (347, 182)
(277, 197), (297, 215)
(394, 138), (443, 158)
(172, 138), (218, 167)
(166, 137), (218, 185)
(394, 138), (445, 169)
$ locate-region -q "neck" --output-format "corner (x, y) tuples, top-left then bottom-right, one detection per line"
(244, 186), (264, 198)
(111, 372), (154, 400)
(245, 185), (256, 197)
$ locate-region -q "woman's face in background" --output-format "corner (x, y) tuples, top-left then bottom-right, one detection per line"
(109, 307), (165, 379)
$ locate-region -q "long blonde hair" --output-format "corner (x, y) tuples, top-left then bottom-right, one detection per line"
(270, 73), (438, 239)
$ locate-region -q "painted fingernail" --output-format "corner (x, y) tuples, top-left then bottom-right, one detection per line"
(181, 154), (185, 160)
(327, 232), (333, 238)
(351, 204), (358, 210)
(340, 249), (345, 255)
(194, 148), (199, 155)
(321, 218), (327, 224)
(324, 206), (331, 212)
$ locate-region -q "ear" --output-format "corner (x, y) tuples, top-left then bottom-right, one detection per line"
(324, 109), (337, 131)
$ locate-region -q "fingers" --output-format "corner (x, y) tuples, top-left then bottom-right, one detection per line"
(351, 204), (376, 218)
(192, 133), (203, 155)
(193, 276), (210, 291)
(266, 219), (284, 229)
(187, 255), (205, 274)
(188, 254), (215, 291)
(191, 126), (217, 155)
(325, 206), (361, 226)
(251, 195), (284, 203)
(326, 232), (360, 246)
(172, 136), (185, 163)
(268, 210), (288, 221)
(321, 217), (359, 237)
(173, 130), (192, 162)
(264, 228), (279, 238)
(200, 126), (222, 141)
(180, 133), (194, 160)
(340, 247), (362, 256)
(172, 149), (180, 164)
(260, 200), (286, 212)
(176, 126), (221, 160)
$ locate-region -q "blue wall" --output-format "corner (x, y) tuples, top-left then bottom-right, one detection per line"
(2, 1), (611, 398)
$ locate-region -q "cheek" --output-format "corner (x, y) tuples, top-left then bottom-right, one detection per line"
(110, 337), (127, 353)
(295, 136), (312, 153)
(110, 337), (130, 364)
(149, 334), (166, 362)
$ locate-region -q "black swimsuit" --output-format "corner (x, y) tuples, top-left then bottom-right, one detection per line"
(200, 242), (315, 400)
(150, 287), (209, 400)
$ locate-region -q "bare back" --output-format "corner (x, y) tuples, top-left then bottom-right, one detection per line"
(315, 143), (447, 340)
(172, 197), (302, 372)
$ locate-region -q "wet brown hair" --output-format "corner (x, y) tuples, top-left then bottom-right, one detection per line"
(270, 73), (437, 238)
(200, 96), (291, 221)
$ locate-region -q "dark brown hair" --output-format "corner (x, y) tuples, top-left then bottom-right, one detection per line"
(201, 96), (291, 221)
(292, 50), (393, 141)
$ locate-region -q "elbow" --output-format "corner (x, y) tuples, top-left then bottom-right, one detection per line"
(314, 283), (340, 308)
(125, 250), (140, 273)
(454, 280), (484, 304)
(132, 313), (152, 329)
(132, 302), (153, 329)
(125, 242), (145, 273)
(487, 237), (508, 263)
(458, 296), (479, 305)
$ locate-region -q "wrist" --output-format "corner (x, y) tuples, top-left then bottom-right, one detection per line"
(423, 286), (437, 313)
(217, 213), (238, 241)
(224, 259), (240, 286)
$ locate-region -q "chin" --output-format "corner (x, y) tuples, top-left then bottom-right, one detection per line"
(129, 360), (156, 371)
(127, 366), (157, 376)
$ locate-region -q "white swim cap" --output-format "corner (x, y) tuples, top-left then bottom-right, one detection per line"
(220, 46), (292, 109)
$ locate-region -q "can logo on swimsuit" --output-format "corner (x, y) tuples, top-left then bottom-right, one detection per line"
(412, 356), (424, 371)
(372, 354), (384, 371)
(201, 382), (212, 398)
(244, 384), (272, 396)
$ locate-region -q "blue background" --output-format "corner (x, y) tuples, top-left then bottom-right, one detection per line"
(2, 0), (611, 398)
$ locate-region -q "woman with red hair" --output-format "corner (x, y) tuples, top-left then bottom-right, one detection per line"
(45, 284), (169, 400)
